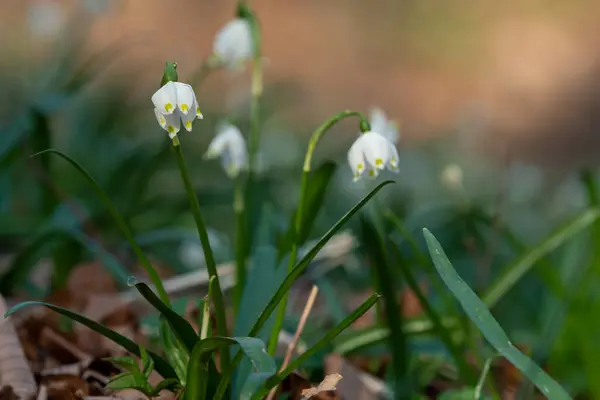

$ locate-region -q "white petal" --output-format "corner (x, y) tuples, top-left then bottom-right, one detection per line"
(154, 108), (167, 129)
(180, 109), (196, 132)
(361, 131), (392, 170)
(163, 112), (181, 139)
(365, 166), (380, 180)
(205, 124), (232, 159)
(192, 91), (203, 119)
(152, 81), (177, 115)
(388, 144), (399, 172)
(347, 136), (367, 182)
(221, 148), (246, 178)
(213, 19), (253, 68)
(369, 107), (388, 134)
(174, 82), (195, 115)
(384, 121), (400, 144)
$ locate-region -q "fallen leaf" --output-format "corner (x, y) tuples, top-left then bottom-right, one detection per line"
(0, 295), (37, 399)
(301, 374), (343, 399)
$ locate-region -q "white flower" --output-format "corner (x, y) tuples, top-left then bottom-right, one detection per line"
(369, 107), (399, 144)
(205, 122), (248, 178)
(151, 81), (203, 138)
(440, 163), (464, 191)
(213, 18), (253, 69)
(347, 131), (399, 182)
(28, 0), (65, 38)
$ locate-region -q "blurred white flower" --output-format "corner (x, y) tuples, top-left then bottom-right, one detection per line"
(369, 107), (399, 145)
(28, 0), (65, 38)
(347, 131), (398, 182)
(151, 81), (203, 138)
(440, 163), (464, 192)
(213, 18), (253, 70)
(205, 122), (248, 178)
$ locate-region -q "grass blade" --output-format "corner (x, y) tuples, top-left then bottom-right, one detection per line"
(172, 142), (229, 371)
(474, 356), (496, 400)
(482, 208), (600, 308)
(332, 316), (461, 355)
(423, 228), (572, 400)
(32, 149), (170, 305)
(251, 293), (381, 399)
(212, 180), (394, 400)
(5, 301), (177, 379)
(358, 216), (410, 396)
(250, 181), (393, 338)
(134, 283), (198, 352)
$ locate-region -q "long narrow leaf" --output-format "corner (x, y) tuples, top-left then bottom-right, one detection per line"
(332, 316), (461, 355)
(33, 149), (170, 305)
(423, 228), (572, 400)
(391, 244), (475, 384)
(5, 302), (177, 379)
(251, 293), (381, 399)
(483, 208), (600, 308)
(134, 283), (198, 352)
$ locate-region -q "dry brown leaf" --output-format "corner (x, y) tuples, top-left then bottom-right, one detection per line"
(0, 295), (37, 399)
(36, 385), (47, 400)
(300, 374), (343, 399)
(43, 374), (89, 400)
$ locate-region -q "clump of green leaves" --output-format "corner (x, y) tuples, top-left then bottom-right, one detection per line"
(105, 345), (181, 396)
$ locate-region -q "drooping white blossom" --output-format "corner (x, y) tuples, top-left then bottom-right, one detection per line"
(28, 0), (65, 38)
(369, 107), (399, 145)
(440, 163), (464, 192)
(212, 18), (253, 69)
(347, 131), (398, 182)
(151, 81), (203, 138)
(205, 122), (248, 178)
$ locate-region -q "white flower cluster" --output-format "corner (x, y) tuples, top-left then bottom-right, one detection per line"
(150, 18), (400, 182)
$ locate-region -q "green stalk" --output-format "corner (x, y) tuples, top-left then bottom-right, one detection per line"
(246, 13), (263, 172)
(171, 137), (230, 372)
(233, 176), (246, 314)
(266, 110), (370, 355)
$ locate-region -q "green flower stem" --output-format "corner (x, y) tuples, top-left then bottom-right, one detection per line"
(246, 10), (263, 173)
(171, 137), (230, 372)
(233, 175), (247, 314)
(266, 110), (370, 355)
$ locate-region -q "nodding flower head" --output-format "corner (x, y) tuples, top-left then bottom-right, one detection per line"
(152, 81), (203, 138)
(369, 107), (399, 145)
(212, 18), (253, 70)
(204, 122), (249, 178)
(347, 131), (399, 182)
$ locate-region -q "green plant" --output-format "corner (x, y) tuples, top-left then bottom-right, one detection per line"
(4, 5), (393, 395)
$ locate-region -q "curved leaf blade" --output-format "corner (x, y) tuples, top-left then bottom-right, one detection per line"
(483, 208), (600, 308)
(134, 283), (198, 352)
(212, 180), (394, 400)
(5, 301), (177, 379)
(33, 149), (170, 305)
(423, 228), (572, 400)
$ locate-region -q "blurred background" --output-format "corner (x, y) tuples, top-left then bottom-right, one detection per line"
(2, 0), (600, 398)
